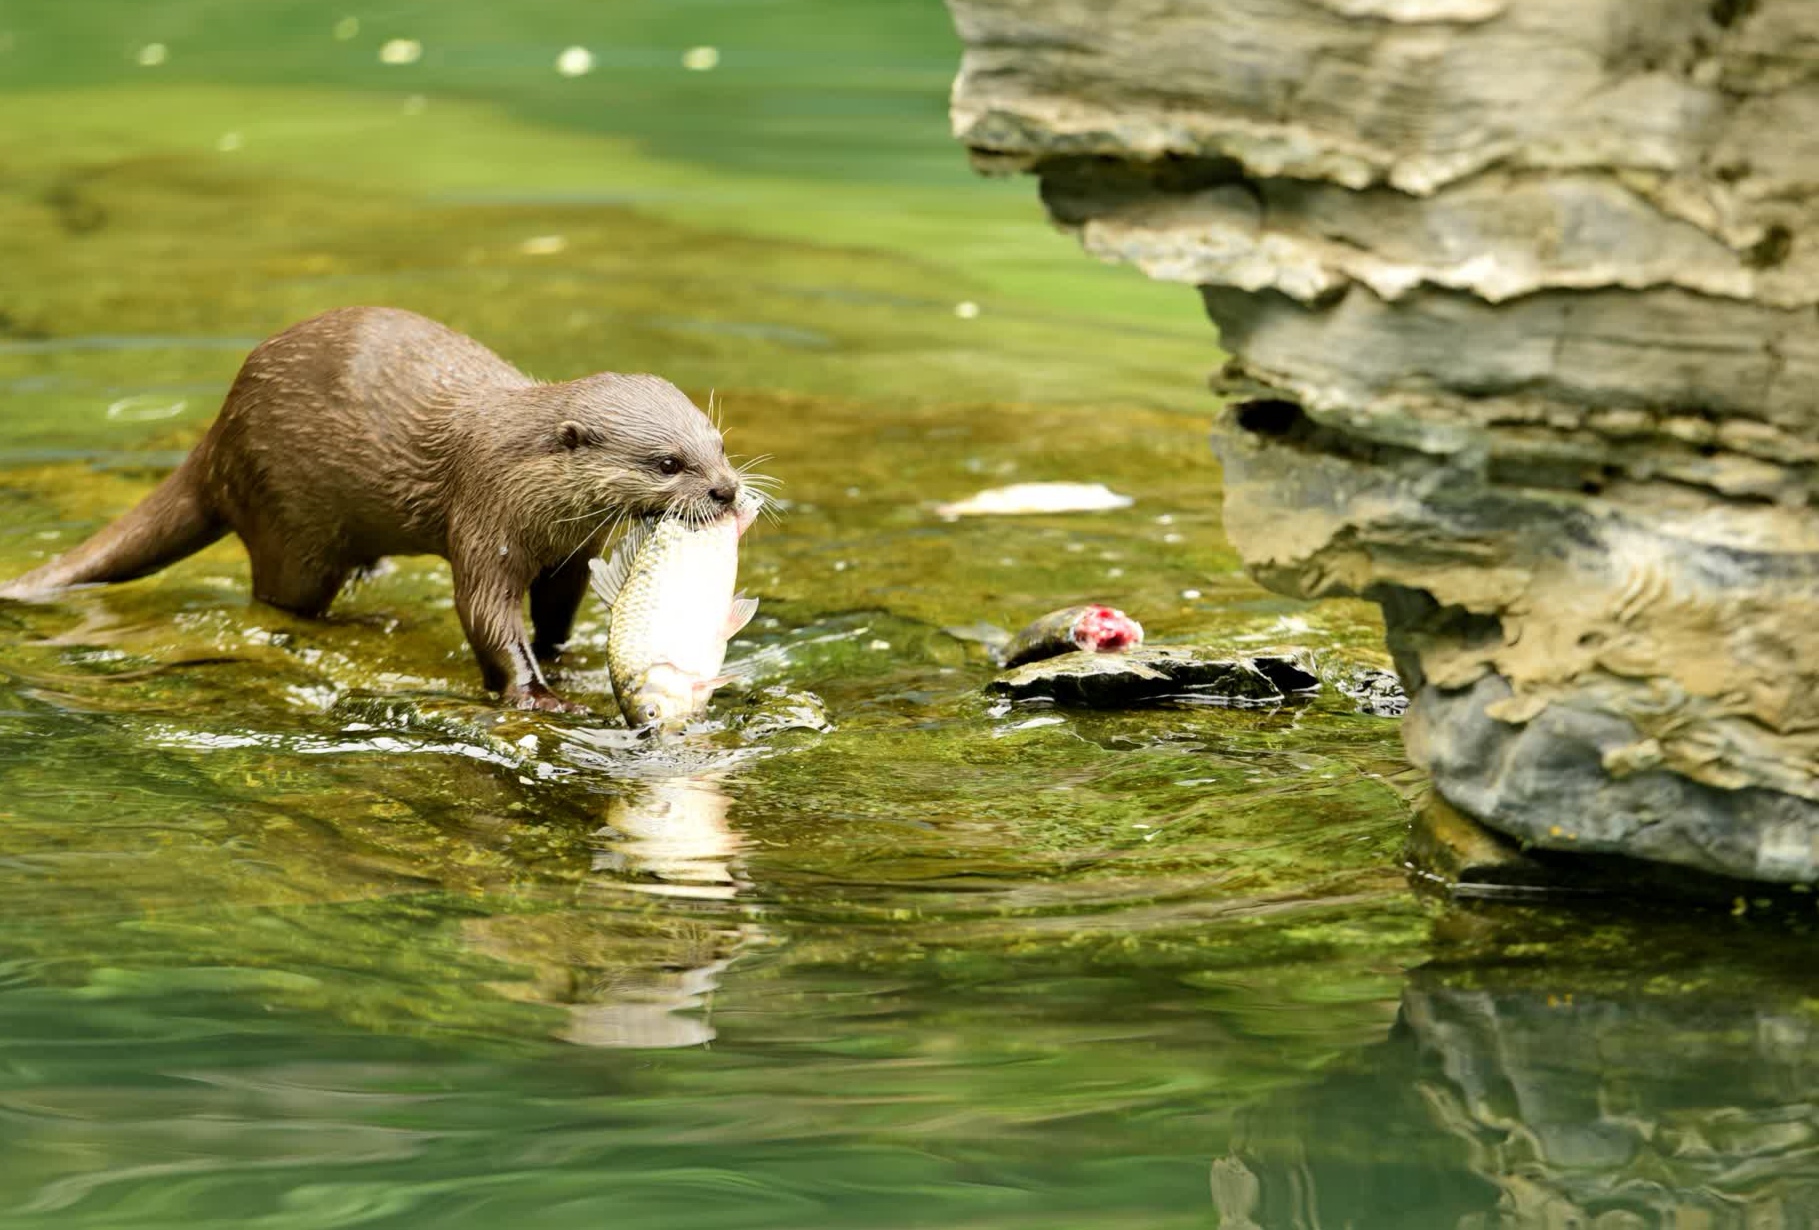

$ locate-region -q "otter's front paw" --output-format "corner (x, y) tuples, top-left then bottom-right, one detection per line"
(505, 684), (589, 714)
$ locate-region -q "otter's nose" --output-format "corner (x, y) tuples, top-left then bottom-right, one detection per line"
(709, 482), (738, 506)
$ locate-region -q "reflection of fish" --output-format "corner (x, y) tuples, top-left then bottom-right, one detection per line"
(947, 603), (1144, 668)
(590, 491), (762, 730)
(465, 772), (753, 1050)
(595, 776), (744, 899)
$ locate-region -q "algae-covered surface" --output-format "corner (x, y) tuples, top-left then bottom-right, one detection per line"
(3, 4), (1819, 1227)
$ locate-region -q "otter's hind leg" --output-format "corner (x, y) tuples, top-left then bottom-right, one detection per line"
(530, 555), (593, 661)
(250, 556), (348, 616)
(241, 526), (348, 617)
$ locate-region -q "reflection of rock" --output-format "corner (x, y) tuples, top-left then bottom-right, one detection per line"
(1224, 958), (1819, 1229)
(990, 646), (1319, 708)
(1402, 978), (1819, 1228)
(944, 0), (1819, 882)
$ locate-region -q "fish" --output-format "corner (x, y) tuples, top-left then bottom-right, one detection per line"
(943, 603), (1144, 668)
(589, 491), (762, 731)
(1002, 604), (1144, 668)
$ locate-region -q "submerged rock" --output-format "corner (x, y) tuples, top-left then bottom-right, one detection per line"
(945, 0), (1819, 882)
(934, 481), (1132, 518)
(990, 645), (1319, 708)
(729, 686), (833, 737)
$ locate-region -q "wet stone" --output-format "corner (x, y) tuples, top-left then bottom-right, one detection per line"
(729, 686), (833, 736)
(989, 646), (1319, 708)
(1336, 666), (1408, 718)
(1405, 794), (1553, 899)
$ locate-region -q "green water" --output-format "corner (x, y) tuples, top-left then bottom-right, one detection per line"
(2, 4), (1818, 1227)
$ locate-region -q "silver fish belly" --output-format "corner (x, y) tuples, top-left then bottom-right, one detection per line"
(589, 495), (760, 730)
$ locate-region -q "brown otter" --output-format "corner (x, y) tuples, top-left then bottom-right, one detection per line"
(0, 306), (742, 711)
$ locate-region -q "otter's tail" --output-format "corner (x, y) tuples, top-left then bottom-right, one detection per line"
(0, 456), (226, 598)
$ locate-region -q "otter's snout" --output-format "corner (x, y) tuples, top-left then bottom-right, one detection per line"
(708, 481), (739, 507)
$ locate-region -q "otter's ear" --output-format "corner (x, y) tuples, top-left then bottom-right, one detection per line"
(557, 421), (592, 451)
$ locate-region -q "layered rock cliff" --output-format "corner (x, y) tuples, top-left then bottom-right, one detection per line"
(947, 0), (1819, 882)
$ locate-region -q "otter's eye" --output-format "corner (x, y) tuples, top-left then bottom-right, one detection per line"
(656, 456), (684, 476)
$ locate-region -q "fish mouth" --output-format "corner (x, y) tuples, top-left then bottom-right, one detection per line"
(733, 494), (761, 537)
(665, 491), (758, 531)
(677, 491), (762, 535)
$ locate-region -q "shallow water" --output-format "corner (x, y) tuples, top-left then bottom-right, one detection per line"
(3, 4), (1819, 1228)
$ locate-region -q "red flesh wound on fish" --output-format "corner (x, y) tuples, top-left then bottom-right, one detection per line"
(1071, 605), (1143, 654)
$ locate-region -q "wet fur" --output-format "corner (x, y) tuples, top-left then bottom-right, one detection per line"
(0, 307), (742, 710)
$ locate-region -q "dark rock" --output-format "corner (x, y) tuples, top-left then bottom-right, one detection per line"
(1406, 672), (1819, 883)
(989, 645), (1319, 708)
(1405, 794), (1547, 894)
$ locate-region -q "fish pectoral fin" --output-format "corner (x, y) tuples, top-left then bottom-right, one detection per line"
(695, 673), (741, 696)
(645, 663), (739, 698)
(722, 594), (760, 639)
(588, 520), (655, 610)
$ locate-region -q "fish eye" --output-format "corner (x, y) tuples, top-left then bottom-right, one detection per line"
(656, 456), (684, 476)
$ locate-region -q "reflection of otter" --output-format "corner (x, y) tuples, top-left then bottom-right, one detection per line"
(0, 307), (742, 711)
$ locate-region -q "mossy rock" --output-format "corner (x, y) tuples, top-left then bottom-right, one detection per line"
(989, 646), (1320, 708)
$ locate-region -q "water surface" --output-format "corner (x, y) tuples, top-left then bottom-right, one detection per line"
(2, 4), (1817, 1227)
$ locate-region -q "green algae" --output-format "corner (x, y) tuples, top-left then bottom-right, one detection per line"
(0, 35), (1427, 1220)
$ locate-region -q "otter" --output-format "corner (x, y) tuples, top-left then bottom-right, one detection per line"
(0, 307), (742, 711)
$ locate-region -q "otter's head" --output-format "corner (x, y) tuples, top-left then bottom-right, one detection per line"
(551, 373), (740, 526)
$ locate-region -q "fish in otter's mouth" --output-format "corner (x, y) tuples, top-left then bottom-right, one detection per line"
(589, 489), (764, 731)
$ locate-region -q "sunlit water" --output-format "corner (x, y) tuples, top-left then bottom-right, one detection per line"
(2, 4), (1818, 1227)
